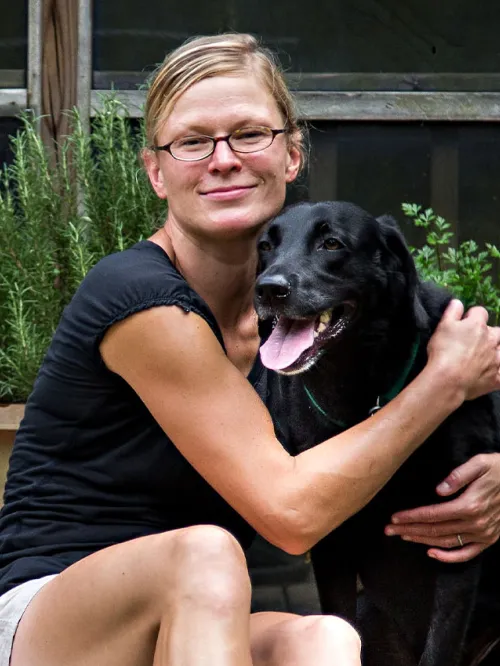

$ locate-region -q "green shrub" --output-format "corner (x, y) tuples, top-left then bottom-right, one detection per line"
(402, 203), (500, 325)
(0, 97), (166, 402)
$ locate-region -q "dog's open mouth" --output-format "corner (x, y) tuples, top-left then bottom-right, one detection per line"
(260, 302), (356, 375)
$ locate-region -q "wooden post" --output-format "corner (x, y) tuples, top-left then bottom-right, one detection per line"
(40, 0), (79, 154)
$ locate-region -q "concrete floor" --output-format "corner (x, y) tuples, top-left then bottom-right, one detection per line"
(247, 535), (322, 615)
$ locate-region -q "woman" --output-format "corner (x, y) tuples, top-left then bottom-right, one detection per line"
(2, 34), (500, 666)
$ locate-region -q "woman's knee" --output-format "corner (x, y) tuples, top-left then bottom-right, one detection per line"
(266, 614), (362, 664)
(294, 615), (361, 651)
(161, 525), (251, 611)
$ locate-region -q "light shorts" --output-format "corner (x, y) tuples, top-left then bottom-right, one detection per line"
(0, 575), (57, 666)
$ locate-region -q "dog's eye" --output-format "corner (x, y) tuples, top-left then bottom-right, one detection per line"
(322, 238), (342, 251)
(258, 240), (272, 252)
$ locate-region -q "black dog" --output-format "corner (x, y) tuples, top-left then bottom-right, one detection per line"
(255, 201), (500, 666)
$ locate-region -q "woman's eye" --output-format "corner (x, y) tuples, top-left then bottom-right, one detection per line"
(177, 136), (210, 148)
(258, 240), (272, 252)
(238, 129), (265, 140)
(322, 238), (342, 251)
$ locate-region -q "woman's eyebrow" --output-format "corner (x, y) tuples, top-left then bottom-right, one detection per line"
(167, 114), (279, 137)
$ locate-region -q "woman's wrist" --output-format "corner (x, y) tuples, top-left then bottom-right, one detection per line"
(419, 359), (466, 414)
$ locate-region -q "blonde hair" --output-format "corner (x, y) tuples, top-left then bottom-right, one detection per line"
(145, 33), (306, 169)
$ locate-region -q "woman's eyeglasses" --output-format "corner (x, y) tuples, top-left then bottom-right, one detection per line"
(153, 126), (286, 162)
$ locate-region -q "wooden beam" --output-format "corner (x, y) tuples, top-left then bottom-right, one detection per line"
(91, 90), (500, 123)
(296, 92), (500, 122)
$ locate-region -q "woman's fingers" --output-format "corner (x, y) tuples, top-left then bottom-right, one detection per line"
(436, 454), (492, 496)
(441, 298), (465, 321)
(388, 497), (468, 527)
(387, 520), (474, 539)
(427, 300), (500, 400)
(401, 533), (474, 549)
(462, 304), (489, 323)
(385, 462), (500, 564)
(427, 542), (486, 563)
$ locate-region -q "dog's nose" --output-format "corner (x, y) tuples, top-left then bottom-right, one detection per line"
(255, 275), (291, 301)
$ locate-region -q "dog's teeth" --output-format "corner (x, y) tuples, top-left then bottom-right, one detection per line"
(319, 309), (332, 324)
(314, 322), (327, 339)
(314, 312), (331, 337)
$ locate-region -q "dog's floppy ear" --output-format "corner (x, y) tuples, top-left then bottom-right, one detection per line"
(375, 214), (414, 275)
(376, 214), (429, 329)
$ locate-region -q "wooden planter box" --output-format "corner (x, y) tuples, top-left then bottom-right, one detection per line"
(0, 404), (24, 501)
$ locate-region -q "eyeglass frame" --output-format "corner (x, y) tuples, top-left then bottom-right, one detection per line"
(152, 127), (287, 162)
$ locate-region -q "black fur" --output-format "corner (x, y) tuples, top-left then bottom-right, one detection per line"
(255, 201), (500, 666)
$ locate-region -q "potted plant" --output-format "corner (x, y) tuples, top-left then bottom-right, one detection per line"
(0, 97), (166, 484)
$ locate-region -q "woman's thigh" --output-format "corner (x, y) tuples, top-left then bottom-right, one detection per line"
(10, 525), (251, 666)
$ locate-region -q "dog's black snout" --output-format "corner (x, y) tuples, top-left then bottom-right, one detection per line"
(255, 275), (291, 301)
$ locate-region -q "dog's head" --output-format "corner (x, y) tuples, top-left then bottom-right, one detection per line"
(255, 201), (428, 375)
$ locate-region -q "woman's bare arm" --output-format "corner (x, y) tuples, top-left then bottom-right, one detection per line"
(101, 301), (500, 555)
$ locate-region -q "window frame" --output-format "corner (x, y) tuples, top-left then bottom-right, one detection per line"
(0, 0), (92, 126)
(2, 2), (500, 123)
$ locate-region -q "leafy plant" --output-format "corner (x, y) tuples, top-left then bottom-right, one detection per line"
(0, 97), (166, 402)
(402, 203), (500, 325)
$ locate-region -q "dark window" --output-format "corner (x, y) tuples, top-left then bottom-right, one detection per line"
(0, 1), (28, 88)
(0, 118), (22, 166)
(93, 1), (500, 89)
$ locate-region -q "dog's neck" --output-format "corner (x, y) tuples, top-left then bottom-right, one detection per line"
(300, 297), (423, 427)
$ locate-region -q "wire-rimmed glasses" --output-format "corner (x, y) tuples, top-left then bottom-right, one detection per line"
(153, 126), (286, 162)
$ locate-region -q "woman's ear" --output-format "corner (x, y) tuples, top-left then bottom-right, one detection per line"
(284, 128), (302, 183)
(142, 148), (168, 199)
(285, 144), (301, 184)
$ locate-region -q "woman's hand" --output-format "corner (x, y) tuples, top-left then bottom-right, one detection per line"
(426, 300), (500, 401)
(385, 453), (500, 562)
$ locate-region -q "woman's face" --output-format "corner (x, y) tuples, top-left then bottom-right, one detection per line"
(144, 73), (301, 242)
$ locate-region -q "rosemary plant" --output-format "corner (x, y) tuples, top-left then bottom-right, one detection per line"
(0, 97), (166, 403)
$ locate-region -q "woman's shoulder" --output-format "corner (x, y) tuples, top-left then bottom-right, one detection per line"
(87, 239), (179, 285)
(66, 240), (221, 345)
(77, 240), (189, 307)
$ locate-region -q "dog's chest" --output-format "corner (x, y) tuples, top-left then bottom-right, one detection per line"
(267, 369), (500, 518)
(267, 370), (385, 454)
(266, 373), (346, 453)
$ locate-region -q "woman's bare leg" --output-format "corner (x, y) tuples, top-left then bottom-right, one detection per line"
(11, 525), (253, 666)
(250, 611), (361, 666)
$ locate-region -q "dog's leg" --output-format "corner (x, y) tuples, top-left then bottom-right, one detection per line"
(418, 559), (482, 666)
(311, 523), (358, 624)
(358, 593), (419, 666)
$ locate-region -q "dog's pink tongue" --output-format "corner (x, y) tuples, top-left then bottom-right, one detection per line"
(260, 317), (315, 371)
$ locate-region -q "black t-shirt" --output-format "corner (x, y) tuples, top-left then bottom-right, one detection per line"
(0, 241), (264, 595)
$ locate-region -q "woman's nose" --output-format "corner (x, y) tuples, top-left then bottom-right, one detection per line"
(207, 140), (242, 172)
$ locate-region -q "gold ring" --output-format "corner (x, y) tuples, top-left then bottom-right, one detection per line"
(457, 534), (464, 547)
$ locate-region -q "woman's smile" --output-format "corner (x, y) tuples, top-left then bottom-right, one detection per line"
(200, 184), (257, 201)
